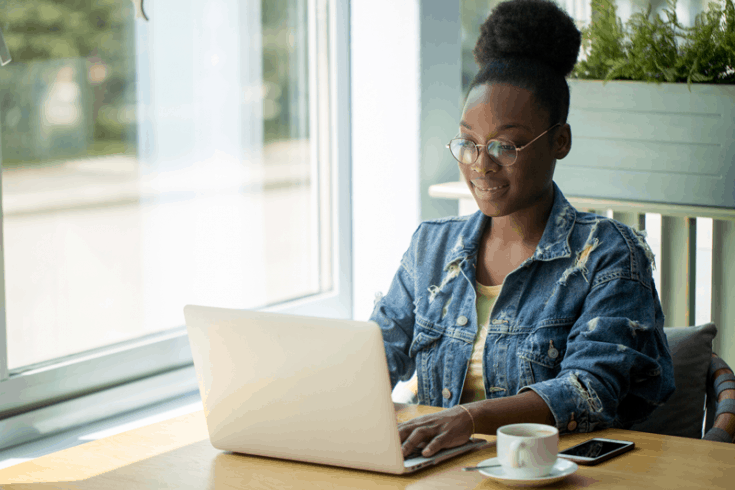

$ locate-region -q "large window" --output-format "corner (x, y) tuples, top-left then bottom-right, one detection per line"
(0, 0), (350, 433)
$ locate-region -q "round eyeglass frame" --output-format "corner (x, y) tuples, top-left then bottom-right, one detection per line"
(445, 122), (562, 167)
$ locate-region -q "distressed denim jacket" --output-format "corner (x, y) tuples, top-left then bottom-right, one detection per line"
(371, 182), (675, 434)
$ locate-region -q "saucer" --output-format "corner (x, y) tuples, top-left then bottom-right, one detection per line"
(478, 457), (578, 487)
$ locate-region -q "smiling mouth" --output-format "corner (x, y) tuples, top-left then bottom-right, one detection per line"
(473, 183), (508, 192)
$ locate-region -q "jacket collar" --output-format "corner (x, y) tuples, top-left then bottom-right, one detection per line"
(450, 181), (574, 263)
(532, 182), (574, 261)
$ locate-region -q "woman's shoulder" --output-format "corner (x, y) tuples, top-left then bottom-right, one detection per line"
(569, 211), (656, 286)
(572, 211), (652, 255)
(402, 212), (485, 265)
(419, 212), (476, 227)
(412, 211), (484, 240)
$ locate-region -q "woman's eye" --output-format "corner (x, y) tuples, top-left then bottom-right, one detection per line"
(489, 141), (514, 151)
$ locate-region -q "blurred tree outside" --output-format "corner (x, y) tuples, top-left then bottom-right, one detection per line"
(262, 0), (309, 145)
(1, 0), (313, 165)
(0, 0), (136, 167)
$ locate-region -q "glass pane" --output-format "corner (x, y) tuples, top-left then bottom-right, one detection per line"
(0, 0), (331, 370)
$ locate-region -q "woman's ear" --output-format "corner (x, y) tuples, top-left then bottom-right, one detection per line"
(554, 123), (572, 160)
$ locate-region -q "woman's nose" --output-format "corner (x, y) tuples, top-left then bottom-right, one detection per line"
(470, 147), (500, 175)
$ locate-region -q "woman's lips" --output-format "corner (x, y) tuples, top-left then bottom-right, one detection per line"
(474, 183), (507, 191)
(471, 180), (508, 195)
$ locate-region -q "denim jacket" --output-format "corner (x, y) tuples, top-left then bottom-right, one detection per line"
(371, 182), (675, 434)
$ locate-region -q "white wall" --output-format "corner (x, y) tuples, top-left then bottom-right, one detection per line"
(351, 0), (421, 321)
(351, 1), (460, 321)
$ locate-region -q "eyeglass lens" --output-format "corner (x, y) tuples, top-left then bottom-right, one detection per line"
(449, 139), (516, 166)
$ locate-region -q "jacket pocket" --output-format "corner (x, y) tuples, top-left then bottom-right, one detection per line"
(408, 317), (449, 405)
(408, 318), (445, 358)
(517, 325), (569, 386)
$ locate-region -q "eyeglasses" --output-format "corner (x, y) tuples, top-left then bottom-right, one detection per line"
(446, 123), (561, 167)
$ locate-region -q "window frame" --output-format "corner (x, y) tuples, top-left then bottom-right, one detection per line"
(0, 0), (351, 451)
(0, 174), (7, 383)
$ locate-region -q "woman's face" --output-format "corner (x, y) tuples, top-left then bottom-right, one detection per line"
(458, 83), (571, 219)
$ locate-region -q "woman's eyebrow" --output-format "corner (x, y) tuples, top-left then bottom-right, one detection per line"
(459, 120), (532, 134)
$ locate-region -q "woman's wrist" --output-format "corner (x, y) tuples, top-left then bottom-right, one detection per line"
(462, 391), (555, 435)
(456, 404), (476, 435)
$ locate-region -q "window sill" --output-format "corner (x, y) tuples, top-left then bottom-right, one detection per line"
(0, 388), (202, 470)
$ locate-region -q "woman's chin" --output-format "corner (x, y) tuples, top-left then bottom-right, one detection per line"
(471, 192), (507, 217)
(474, 200), (505, 218)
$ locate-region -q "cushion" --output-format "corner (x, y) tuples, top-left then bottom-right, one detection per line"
(629, 323), (717, 439)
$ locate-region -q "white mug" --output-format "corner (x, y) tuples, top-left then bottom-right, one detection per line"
(496, 423), (559, 479)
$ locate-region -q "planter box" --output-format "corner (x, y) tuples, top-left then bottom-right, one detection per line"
(556, 80), (735, 209)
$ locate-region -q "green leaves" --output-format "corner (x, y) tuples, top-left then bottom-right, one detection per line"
(1, 0), (133, 64)
(574, 0), (627, 80)
(571, 0), (735, 86)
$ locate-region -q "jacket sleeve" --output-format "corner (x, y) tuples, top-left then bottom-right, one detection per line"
(369, 229), (421, 390)
(521, 231), (675, 433)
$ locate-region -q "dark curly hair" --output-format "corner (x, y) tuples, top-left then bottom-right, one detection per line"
(469, 0), (581, 127)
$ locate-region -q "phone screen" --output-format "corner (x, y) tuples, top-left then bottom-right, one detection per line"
(559, 439), (630, 458)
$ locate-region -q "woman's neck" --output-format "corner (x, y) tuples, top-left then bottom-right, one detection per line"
(485, 186), (554, 248)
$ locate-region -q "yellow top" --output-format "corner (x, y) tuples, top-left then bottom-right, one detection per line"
(460, 281), (502, 404)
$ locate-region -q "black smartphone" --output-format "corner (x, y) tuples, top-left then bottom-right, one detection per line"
(557, 438), (635, 465)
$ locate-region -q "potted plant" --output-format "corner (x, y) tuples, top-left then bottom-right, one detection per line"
(557, 0), (735, 209)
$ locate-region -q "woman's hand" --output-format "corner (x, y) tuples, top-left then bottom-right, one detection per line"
(398, 406), (474, 458)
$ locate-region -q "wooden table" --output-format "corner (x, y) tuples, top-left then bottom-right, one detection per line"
(1, 404), (734, 489)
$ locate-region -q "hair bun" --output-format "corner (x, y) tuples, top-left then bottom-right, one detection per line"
(473, 0), (581, 78)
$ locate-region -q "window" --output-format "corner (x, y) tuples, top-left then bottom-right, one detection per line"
(0, 0), (351, 441)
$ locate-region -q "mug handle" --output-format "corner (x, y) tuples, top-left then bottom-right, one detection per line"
(509, 440), (526, 468)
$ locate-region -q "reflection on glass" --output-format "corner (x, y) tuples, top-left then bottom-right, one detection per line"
(0, 0), (329, 369)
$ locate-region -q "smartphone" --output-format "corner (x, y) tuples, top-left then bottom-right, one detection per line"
(558, 438), (635, 465)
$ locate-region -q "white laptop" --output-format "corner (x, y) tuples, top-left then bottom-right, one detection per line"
(183, 305), (489, 474)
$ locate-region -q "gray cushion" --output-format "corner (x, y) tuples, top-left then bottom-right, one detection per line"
(629, 323), (717, 439)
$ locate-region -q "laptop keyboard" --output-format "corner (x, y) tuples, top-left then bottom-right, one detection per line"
(404, 445), (428, 460)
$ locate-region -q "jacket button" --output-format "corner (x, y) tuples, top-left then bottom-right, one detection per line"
(547, 341), (559, 359)
(457, 316), (468, 326)
(442, 388), (452, 399)
(567, 420), (578, 431)
(373, 292), (383, 306)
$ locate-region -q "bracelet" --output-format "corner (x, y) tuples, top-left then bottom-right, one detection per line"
(457, 404), (476, 435)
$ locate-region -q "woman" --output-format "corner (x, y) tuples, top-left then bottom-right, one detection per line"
(370, 0), (675, 459)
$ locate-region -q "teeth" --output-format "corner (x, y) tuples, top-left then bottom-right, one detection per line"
(476, 184), (506, 191)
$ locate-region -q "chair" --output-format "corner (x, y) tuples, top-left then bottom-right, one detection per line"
(703, 353), (735, 442)
(626, 323), (735, 442)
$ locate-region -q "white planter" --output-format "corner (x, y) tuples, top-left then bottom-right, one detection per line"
(556, 80), (735, 209)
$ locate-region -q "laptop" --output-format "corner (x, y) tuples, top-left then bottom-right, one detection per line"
(183, 305), (489, 474)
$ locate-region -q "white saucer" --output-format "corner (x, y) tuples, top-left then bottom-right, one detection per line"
(478, 457), (578, 487)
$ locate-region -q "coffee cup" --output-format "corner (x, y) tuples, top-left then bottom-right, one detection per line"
(496, 423), (559, 479)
